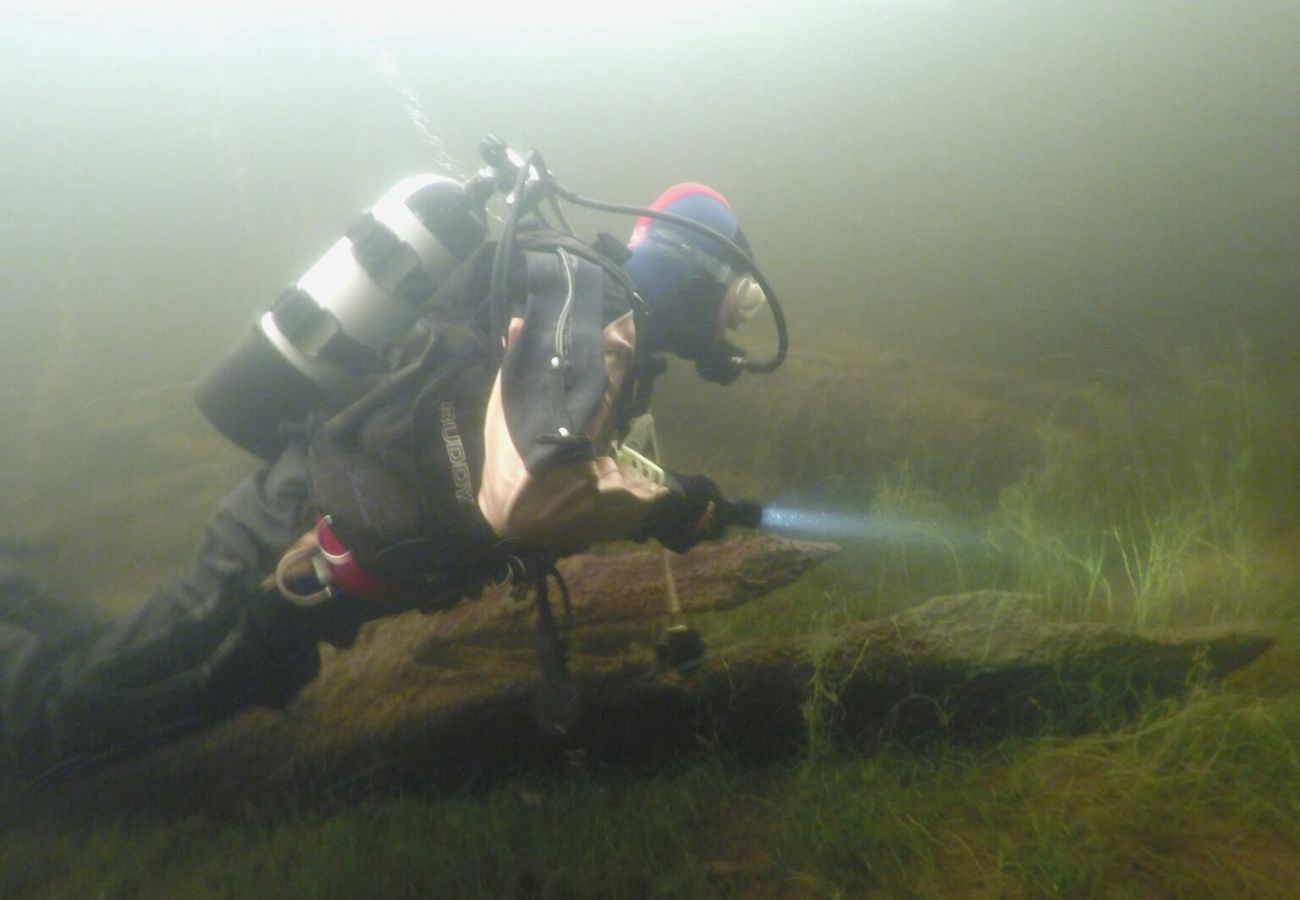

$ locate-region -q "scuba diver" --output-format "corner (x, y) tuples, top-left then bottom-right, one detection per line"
(0, 140), (786, 779)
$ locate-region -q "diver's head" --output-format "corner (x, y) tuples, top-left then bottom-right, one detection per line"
(624, 184), (766, 378)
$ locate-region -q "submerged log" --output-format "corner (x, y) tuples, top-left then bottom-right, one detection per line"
(35, 579), (1273, 820)
(177, 589), (1274, 806)
(420, 535), (841, 639)
(368, 590), (1275, 774)
(573, 590), (1277, 757)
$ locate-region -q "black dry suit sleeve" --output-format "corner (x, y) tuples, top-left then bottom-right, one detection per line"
(636, 472), (726, 554)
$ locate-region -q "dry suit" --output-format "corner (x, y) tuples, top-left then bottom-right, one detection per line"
(0, 443), (363, 778)
(0, 240), (724, 779)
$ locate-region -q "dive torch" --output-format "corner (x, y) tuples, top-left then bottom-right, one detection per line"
(716, 496), (764, 531)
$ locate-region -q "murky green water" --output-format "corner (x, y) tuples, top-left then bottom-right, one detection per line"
(2, 1), (1298, 605)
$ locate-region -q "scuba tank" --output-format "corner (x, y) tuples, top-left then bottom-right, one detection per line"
(194, 174), (490, 460)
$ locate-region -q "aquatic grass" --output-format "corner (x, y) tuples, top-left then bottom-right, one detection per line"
(800, 608), (854, 764)
(771, 751), (946, 894)
(4, 329), (1298, 895)
(985, 481), (1115, 622)
(706, 341), (1287, 636)
(878, 686), (1298, 896)
(1109, 505), (1227, 629)
(705, 403), (1274, 652)
(863, 462), (983, 600)
(983, 690), (1300, 898)
(768, 680), (1300, 898)
(688, 339), (1296, 632)
(3, 762), (752, 900)
(959, 365), (1272, 629)
(3, 578), (1297, 899)
(985, 493), (1263, 631)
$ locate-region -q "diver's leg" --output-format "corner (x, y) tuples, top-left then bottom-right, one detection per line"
(1, 443), (363, 778)
(0, 572), (111, 638)
(0, 620), (42, 774)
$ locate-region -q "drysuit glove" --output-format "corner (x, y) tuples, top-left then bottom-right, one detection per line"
(639, 473), (727, 554)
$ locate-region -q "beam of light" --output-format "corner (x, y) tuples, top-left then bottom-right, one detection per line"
(758, 503), (965, 546)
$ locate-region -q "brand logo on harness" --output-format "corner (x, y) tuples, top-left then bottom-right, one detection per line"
(440, 402), (475, 506)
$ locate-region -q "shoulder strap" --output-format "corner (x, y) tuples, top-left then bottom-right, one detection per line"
(513, 230), (647, 320)
(510, 228), (659, 442)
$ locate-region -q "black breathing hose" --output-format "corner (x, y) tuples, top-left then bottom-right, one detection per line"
(488, 148), (548, 354)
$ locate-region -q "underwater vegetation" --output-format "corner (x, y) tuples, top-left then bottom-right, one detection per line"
(1, 329), (1297, 898)
(2, 1), (1297, 894)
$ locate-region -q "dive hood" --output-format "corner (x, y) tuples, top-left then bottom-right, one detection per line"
(194, 175), (488, 459)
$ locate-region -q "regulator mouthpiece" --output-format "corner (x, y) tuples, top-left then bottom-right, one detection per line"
(695, 339), (747, 385)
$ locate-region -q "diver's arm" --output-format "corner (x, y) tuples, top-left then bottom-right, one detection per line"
(478, 310), (670, 548)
